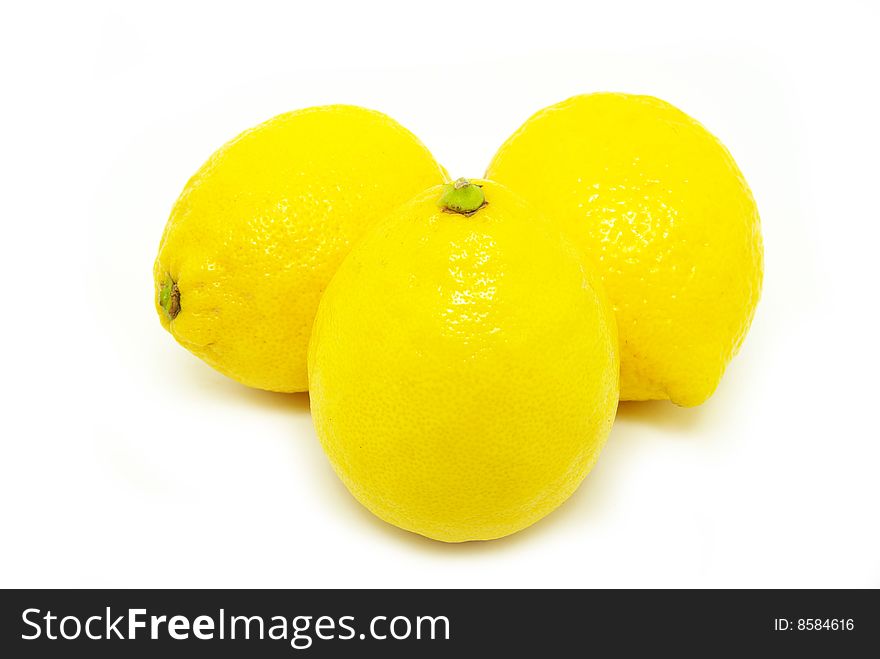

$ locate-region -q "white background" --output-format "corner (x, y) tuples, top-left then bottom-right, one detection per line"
(1, 1), (878, 588)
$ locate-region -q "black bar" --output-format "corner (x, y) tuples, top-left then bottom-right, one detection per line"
(1, 589), (877, 656)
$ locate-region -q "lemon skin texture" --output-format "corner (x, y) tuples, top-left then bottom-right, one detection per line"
(308, 180), (619, 542)
(154, 105), (446, 392)
(487, 93), (763, 406)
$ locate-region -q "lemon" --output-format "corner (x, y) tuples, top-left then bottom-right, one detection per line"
(154, 105), (445, 392)
(308, 179), (619, 542)
(487, 93), (763, 406)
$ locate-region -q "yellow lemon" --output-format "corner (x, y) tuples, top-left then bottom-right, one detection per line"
(487, 93), (763, 406)
(154, 105), (445, 392)
(308, 179), (619, 542)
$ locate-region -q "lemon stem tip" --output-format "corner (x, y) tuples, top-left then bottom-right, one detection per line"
(438, 178), (486, 216)
(159, 276), (180, 320)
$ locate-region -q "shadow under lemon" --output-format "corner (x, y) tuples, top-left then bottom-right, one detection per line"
(333, 397), (721, 552)
(176, 348), (720, 550)
(615, 399), (713, 433)
(173, 351), (310, 413)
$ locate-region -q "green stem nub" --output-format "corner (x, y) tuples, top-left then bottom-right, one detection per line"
(159, 275), (180, 320)
(438, 178), (486, 216)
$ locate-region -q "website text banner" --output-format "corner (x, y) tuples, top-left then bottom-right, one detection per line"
(1, 589), (877, 656)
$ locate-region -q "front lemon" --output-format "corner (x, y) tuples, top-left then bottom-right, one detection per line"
(154, 105), (445, 392)
(308, 179), (619, 542)
(487, 93), (763, 406)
